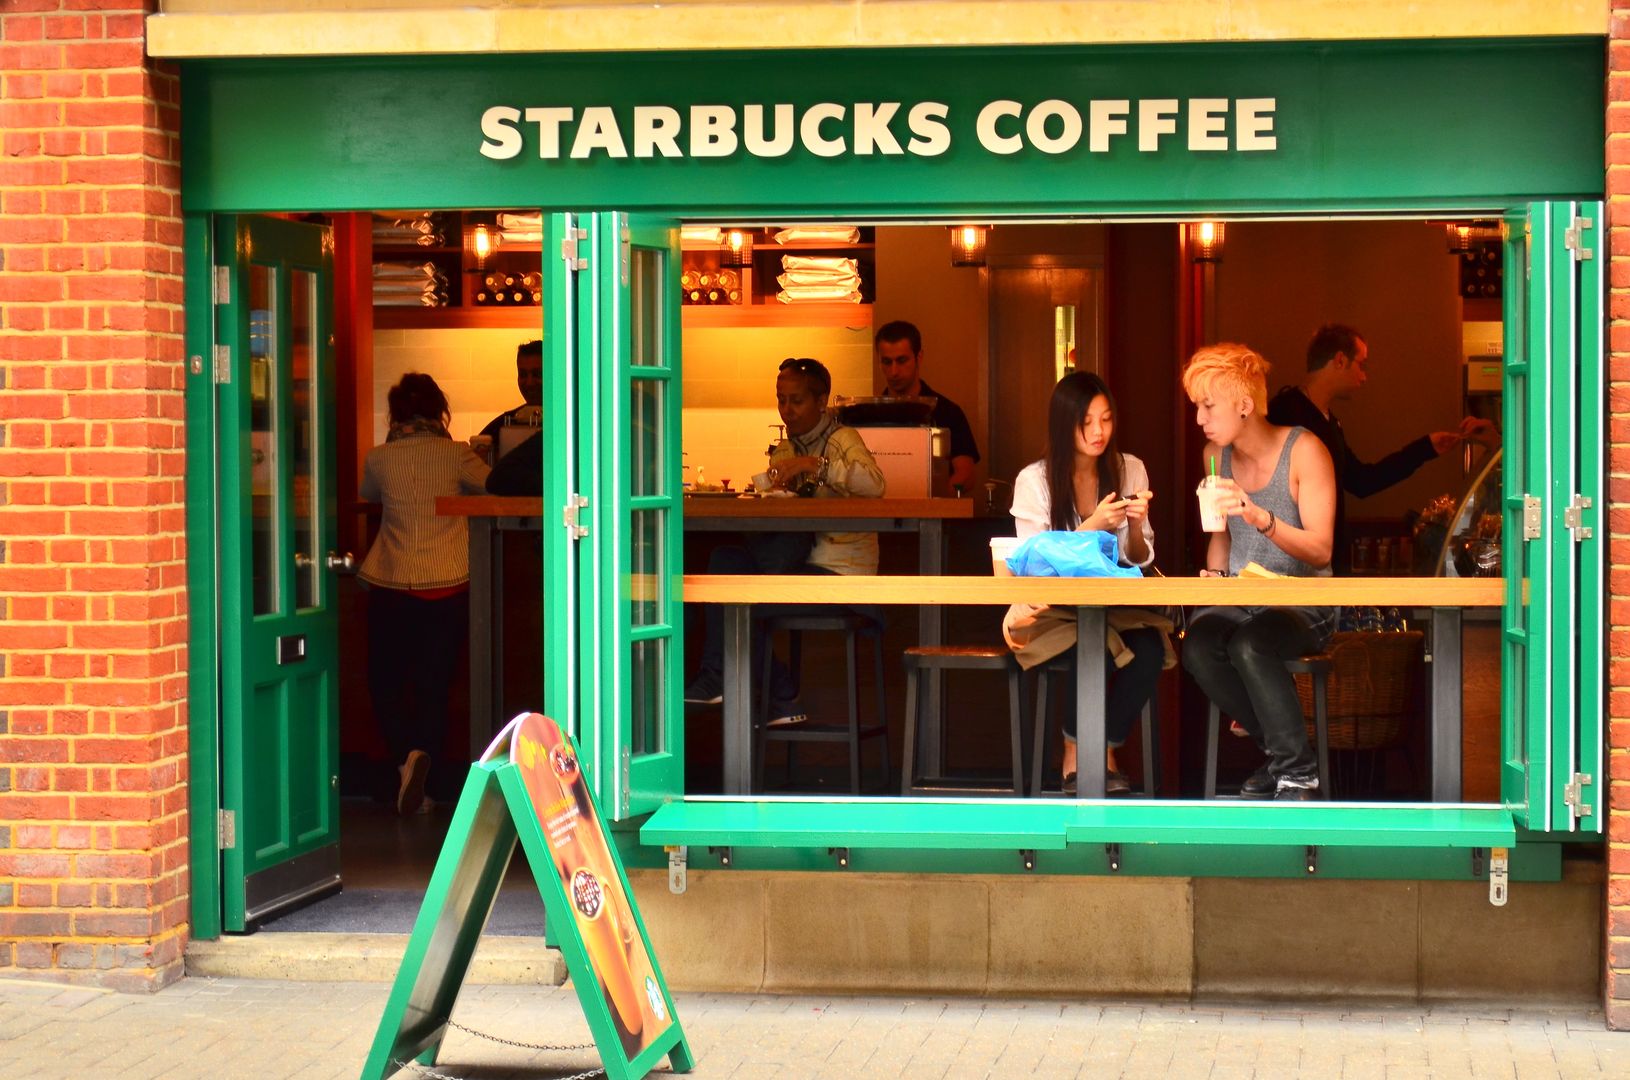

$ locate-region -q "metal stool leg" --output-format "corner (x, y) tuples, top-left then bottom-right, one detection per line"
(870, 631), (890, 792)
(845, 629), (862, 795)
(1031, 668), (1052, 796)
(1314, 671), (1331, 801)
(900, 664), (919, 796)
(1204, 703), (1221, 799)
(1006, 661), (1025, 797)
(1139, 700), (1156, 798)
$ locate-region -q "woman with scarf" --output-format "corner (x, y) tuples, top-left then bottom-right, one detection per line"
(359, 373), (491, 814)
(684, 357), (886, 725)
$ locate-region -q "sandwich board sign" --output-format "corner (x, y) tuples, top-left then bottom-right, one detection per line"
(360, 712), (694, 1080)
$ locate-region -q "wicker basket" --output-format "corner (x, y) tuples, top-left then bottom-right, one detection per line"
(1293, 630), (1424, 750)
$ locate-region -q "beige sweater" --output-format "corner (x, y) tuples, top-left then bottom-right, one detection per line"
(359, 433), (490, 590)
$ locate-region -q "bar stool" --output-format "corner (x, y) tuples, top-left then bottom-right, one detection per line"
(1030, 656), (1159, 797)
(1203, 654), (1332, 799)
(754, 613), (890, 795)
(900, 645), (1025, 796)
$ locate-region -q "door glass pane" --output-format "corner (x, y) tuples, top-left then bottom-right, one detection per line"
(249, 265), (279, 616)
(291, 270), (320, 610)
(631, 378), (663, 497)
(630, 638), (665, 755)
(631, 247), (662, 367)
(630, 508), (663, 626)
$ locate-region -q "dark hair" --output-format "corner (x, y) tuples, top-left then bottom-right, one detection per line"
(517, 339), (542, 362)
(387, 372), (450, 426)
(1045, 371), (1124, 533)
(873, 320), (922, 355)
(778, 356), (831, 398)
(1306, 323), (1363, 372)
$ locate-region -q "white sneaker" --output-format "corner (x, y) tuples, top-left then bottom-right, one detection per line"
(766, 706), (807, 728)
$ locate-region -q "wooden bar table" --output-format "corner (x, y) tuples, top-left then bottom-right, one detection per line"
(683, 575), (1505, 799)
(438, 496), (541, 760)
(683, 495), (978, 776)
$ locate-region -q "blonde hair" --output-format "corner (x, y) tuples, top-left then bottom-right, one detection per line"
(1181, 342), (1271, 414)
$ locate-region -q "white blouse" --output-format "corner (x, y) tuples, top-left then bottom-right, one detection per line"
(1009, 453), (1156, 568)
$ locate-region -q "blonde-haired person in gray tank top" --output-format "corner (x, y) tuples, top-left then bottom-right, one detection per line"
(1179, 343), (1339, 801)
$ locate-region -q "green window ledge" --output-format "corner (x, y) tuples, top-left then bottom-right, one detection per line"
(640, 799), (1517, 852)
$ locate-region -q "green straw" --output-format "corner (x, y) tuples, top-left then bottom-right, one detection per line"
(1208, 455), (1216, 478)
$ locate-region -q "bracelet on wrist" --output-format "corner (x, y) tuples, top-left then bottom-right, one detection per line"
(1257, 509), (1277, 536)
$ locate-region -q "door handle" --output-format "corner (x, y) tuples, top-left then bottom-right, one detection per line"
(326, 551), (357, 573)
(294, 552), (314, 570)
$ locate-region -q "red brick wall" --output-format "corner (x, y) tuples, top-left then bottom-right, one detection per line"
(1612, 1), (1630, 1031)
(0, 0), (187, 991)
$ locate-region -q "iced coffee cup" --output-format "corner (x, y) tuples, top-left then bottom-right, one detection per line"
(990, 536), (1020, 576)
(1197, 476), (1229, 533)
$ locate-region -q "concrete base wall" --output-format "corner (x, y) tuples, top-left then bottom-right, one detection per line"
(629, 865), (1602, 1003)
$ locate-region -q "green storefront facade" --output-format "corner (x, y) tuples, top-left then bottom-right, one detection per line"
(179, 37), (1608, 963)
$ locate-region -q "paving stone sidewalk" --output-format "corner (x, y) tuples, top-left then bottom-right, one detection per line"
(1, 975), (1625, 1079)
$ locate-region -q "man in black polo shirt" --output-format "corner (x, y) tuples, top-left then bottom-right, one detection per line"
(1266, 323), (1496, 575)
(479, 338), (544, 443)
(874, 320), (980, 493)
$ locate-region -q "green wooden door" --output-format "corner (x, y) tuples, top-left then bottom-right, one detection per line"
(215, 216), (342, 929)
(577, 213), (685, 820)
(542, 213), (585, 746)
(1502, 201), (1603, 834)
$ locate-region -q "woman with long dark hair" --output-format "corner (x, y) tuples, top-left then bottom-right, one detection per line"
(359, 373), (490, 814)
(1004, 371), (1163, 795)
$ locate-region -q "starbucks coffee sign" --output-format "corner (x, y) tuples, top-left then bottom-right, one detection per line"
(479, 97), (1278, 161)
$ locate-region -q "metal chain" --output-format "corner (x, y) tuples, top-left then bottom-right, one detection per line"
(389, 1018), (605, 1080)
(446, 1019), (597, 1053)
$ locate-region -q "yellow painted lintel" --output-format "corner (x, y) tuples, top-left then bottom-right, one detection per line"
(146, 1), (1608, 60)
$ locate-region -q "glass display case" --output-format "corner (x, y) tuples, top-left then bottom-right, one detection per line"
(1425, 448), (1503, 577)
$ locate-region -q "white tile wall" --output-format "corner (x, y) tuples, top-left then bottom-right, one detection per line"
(372, 327), (541, 445)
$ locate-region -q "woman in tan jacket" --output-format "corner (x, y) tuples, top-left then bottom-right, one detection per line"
(360, 373), (490, 814)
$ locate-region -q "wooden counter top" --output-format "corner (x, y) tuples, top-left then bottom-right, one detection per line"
(437, 495), (543, 517)
(681, 496), (977, 519)
(681, 574), (1505, 607)
(436, 495), (981, 519)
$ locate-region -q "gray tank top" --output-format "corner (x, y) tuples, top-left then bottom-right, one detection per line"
(1221, 428), (1332, 581)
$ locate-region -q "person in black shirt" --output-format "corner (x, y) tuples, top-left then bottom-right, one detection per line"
(1266, 323), (1497, 574)
(479, 339), (544, 444)
(874, 320), (980, 492)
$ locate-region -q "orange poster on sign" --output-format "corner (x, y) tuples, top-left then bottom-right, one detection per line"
(510, 713), (671, 1059)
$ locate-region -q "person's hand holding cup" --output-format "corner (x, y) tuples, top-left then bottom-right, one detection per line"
(1196, 475), (1230, 533)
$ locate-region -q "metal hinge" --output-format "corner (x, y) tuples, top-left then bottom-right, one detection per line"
(620, 747), (631, 816)
(213, 344), (231, 384)
(1564, 216), (1595, 261)
(217, 809), (236, 850)
(666, 845), (687, 894)
(1522, 494), (1542, 540)
(213, 265), (231, 305)
(561, 227), (588, 270)
(1488, 846), (1509, 907)
(620, 225), (631, 286)
(563, 493), (589, 539)
(1564, 773), (1594, 819)
(1563, 495), (1593, 542)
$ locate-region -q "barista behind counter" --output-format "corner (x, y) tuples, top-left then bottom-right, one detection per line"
(481, 339), (545, 494)
(875, 320), (980, 491)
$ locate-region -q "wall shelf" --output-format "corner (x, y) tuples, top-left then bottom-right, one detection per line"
(375, 306), (542, 330)
(681, 303), (873, 330)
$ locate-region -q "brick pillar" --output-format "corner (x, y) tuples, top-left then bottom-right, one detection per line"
(0, 1), (187, 991)
(1612, 1), (1630, 1032)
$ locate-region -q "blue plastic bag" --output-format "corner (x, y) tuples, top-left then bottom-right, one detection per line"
(1007, 530), (1142, 578)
